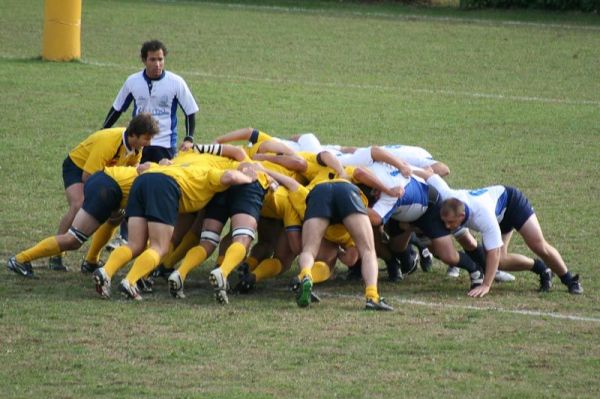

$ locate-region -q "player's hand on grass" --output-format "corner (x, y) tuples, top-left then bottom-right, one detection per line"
(468, 284), (490, 298)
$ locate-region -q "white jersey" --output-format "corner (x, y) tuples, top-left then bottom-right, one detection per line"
(388, 175), (431, 223)
(368, 162), (411, 221)
(276, 133), (324, 153)
(427, 174), (508, 250)
(112, 70), (199, 148)
(332, 144), (437, 169)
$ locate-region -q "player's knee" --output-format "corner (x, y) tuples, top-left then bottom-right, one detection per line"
(66, 227), (89, 249)
(232, 227), (256, 244)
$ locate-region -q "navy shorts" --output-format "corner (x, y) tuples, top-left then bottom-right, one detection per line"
(385, 199), (450, 240)
(62, 156), (84, 189)
(126, 173), (181, 226)
(205, 181), (266, 224)
(141, 145), (176, 163)
(305, 182), (367, 224)
(82, 172), (123, 224)
(499, 186), (535, 234)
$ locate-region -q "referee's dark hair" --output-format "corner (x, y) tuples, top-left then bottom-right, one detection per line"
(140, 40), (168, 61)
(125, 113), (159, 138)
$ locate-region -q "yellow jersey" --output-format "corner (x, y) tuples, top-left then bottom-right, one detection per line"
(145, 163), (227, 213)
(260, 186), (302, 229)
(102, 166), (140, 209)
(69, 128), (141, 175)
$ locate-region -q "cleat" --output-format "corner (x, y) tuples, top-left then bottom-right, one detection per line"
(568, 274), (583, 295)
(137, 277), (154, 293)
(7, 256), (34, 277)
(105, 235), (127, 253)
(469, 271), (484, 290)
(495, 270), (516, 283)
(385, 258), (403, 282)
(538, 269), (553, 292)
(81, 259), (104, 274)
(290, 276), (320, 303)
(48, 256), (68, 271)
(235, 271), (256, 294)
(296, 276), (313, 308)
(209, 268), (229, 304)
(118, 279), (142, 301)
(447, 266), (460, 278)
(151, 264), (173, 280)
(365, 297), (394, 311)
(93, 267), (112, 299)
(168, 270), (186, 299)
(420, 247), (433, 272)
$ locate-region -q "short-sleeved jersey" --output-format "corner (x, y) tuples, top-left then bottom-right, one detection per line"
(259, 160), (306, 184)
(367, 162), (411, 222)
(69, 128), (141, 175)
(171, 150), (270, 190)
(245, 130), (274, 159)
(112, 70), (199, 149)
(260, 186), (302, 230)
(145, 163), (226, 213)
(102, 166), (140, 208)
(427, 174), (507, 250)
(389, 176), (431, 223)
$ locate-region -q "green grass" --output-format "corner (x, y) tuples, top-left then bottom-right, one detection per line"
(1, 0), (599, 397)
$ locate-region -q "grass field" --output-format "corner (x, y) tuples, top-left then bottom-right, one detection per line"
(1, 0), (599, 397)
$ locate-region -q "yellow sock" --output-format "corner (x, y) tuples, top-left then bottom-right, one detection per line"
(216, 255), (224, 267)
(246, 256), (259, 272)
(311, 261), (332, 284)
(220, 242), (247, 278)
(178, 245), (208, 280)
(16, 236), (61, 263)
(85, 223), (118, 263)
(253, 258), (282, 282)
(365, 284), (380, 302)
(125, 248), (161, 285)
(297, 266), (313, 281)
(104, 246), (133, 279)
(163, 231), (198, 269)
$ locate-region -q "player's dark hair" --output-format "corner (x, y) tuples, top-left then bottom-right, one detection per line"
(140, 40), (168, 60)
(126, 113), (159, 138)
(441, 198), (465, 217)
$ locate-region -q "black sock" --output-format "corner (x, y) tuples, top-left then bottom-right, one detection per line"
(466, 244), (486, 269)
(559, 271), (573, 286)
(530, 258), (548, 275)
(456, 252), (479, 274)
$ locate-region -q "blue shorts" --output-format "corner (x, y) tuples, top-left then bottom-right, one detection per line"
(62, 156), (84, 189)
(205, 181), (266, 224)
(305, 182), (367, 224)
(82, 172), (123, 224)
(499, 186), (535, 234)
(141, 146), (176, 163)
(126, 173), (181, 226)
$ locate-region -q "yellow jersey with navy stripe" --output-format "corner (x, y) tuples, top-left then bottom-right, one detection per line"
(69, 128), (141, 175)
(102, 166), (140, 209)
(145, 163), (228, 213)
(260, 186), (302, 229)
(245, 130), (275, 159)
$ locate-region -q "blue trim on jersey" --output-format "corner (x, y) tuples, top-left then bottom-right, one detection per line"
(495, 190), (508, 217)
(382, 178), (429, 224)
(463, 205), (471, 225)
(121, 93), (134, 113)
(170, 98), (179, 148)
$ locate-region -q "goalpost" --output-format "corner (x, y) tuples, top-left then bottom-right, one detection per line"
(42, 0), (82, 61)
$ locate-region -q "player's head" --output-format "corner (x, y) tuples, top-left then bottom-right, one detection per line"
(440, 198), (466, 231)
(125, 113), (159, 150)
(140, 40), (167, 79)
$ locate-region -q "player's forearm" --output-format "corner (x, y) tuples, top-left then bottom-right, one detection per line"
(184, 113), (196, 142)
(483, 247), (501, 288)
(102, 107), (122, 128)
